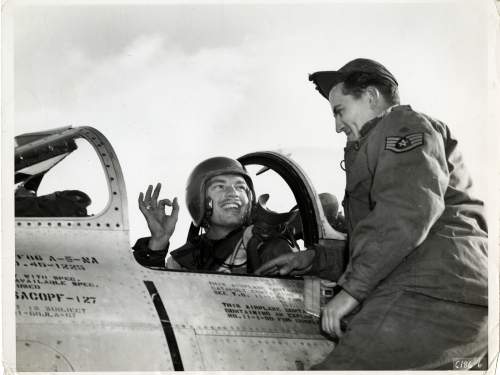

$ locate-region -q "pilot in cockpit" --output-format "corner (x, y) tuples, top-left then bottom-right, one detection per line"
(132, 156), (300, 273)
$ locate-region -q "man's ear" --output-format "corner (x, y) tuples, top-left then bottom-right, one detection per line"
(366, 86), (380, 108)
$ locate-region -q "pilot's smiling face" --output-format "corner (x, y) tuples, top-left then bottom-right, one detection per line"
(206, 174), (250, 229)
(328, 83), (377, 141)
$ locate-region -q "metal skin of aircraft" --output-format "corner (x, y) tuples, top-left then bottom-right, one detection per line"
(14, 126), (347, 371)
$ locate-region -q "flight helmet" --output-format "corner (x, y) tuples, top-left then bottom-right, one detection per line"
(186, 156), (255, 227)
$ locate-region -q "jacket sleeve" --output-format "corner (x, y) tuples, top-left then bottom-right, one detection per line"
(309, 240), (348, 281)
(132, 237), (170, 268)
(337, 111), (449, 302)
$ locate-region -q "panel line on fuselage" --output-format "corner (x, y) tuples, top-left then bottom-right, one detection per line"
(143, 280), (184, 371)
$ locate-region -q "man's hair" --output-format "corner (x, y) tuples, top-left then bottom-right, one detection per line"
(341, 71), (400, 105)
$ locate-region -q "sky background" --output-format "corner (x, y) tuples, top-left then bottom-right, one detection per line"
(11, 0), (498, 248)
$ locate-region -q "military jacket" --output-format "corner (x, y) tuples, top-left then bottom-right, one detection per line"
(336, 105), (487, 306)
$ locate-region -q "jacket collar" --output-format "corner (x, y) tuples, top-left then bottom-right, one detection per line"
(359, 104), (411, 138)
(170, 227), (245, 270)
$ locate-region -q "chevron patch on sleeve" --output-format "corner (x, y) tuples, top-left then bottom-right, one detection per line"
(385, 133), (424, 153)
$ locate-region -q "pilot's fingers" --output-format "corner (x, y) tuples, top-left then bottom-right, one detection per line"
(138, 192), (149, 213)
(171, 197), (180, 219)
(157, 199), (170, 211)
(151, 182), (162, 200)
(144, 184), (153, 202)
(151, 183), (162, 207)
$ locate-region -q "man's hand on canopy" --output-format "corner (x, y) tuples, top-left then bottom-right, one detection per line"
(255, 250), (316, 276)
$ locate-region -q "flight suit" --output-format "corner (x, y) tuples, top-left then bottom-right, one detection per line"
(312, 105), (488, 370)
(132, 228), (248, 271)
(132, 227), (293, 273)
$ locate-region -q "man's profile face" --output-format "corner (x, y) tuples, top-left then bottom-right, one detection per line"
(206, 174), (250, 229)
(328, 83), (375, 141)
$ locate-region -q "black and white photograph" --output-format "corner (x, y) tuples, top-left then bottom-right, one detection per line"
(2, 0), (499, 372)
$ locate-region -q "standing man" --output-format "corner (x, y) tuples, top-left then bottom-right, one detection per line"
(257, 58), (488, 370)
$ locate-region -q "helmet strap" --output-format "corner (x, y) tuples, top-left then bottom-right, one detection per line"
(243, 191), (253, 226)
(204, 198), (214, 225)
